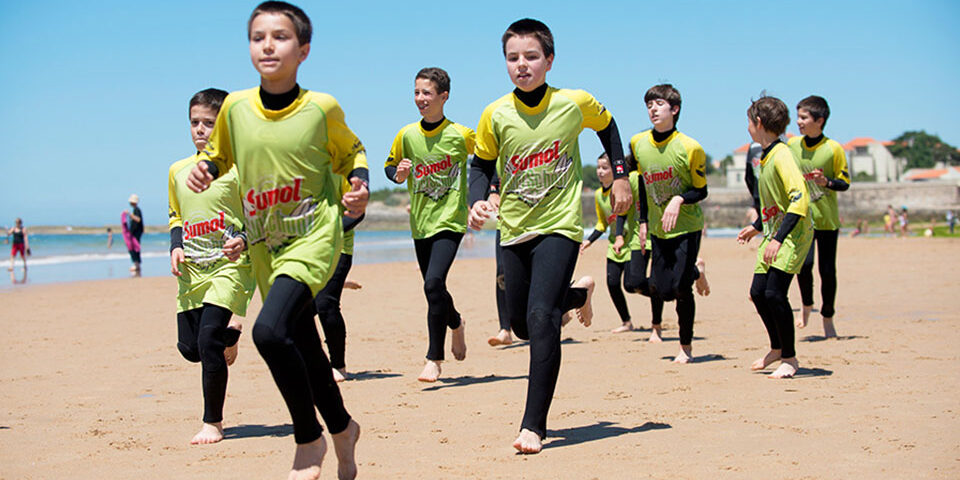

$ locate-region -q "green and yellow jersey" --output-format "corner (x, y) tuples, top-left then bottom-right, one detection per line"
(387, 119), (474, 239)
(475, 87), (611, 245)
(756, 142), (813, 274)
(594, 181), (642, 263)
(168, 155), (255, 315)
(200, 87), (368, 297)
(630, 130), (707, 239)
(787, 136), (850, 231)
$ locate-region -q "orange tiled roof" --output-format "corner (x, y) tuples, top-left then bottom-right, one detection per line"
(903, 167), (960, 180)
(734, 143), (750, 153)
(844, 137), (879, 150)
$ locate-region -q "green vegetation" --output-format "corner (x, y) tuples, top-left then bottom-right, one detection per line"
(582, 164), (600, 190)
(888, 131), (960, 169)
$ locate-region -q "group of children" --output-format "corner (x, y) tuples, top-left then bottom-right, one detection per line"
(166, 2), (848, 477)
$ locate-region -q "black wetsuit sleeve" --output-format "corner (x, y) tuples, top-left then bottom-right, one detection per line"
(343, 213), (365, 232)
(597, 117), (627, 179)
(752, 216), (763, 232)
(200, 160), (220, 179)
(587, 229), (604, 243)
(490, 172), (500, 194)
(348, 167), (369, 184)
(469, 155), (496, 206)
(826, 178), (850, 191)
(384, 165), (400, 183)
(170, 227), (183, 252)
(615, 215), (626, 236)
(680, 185), (708, 204)
(773, 213), (801, 243)
(744, 158), (761, 217)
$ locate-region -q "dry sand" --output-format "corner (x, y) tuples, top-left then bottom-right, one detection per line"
(1, 237), (958, 479)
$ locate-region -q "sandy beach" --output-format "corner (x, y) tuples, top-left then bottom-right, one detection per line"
(1, 236), (958, 479)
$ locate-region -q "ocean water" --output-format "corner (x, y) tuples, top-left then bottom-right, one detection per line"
(1, 228), (740, 289)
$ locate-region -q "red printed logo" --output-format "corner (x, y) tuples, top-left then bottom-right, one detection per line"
(245, 178), (303, 217)
(762, 205), (781, 223)
(414, 155), (453, 179)
(506, 140), (561, 175)
(184, 211), (226, 240)
(643, 167), (674, 184)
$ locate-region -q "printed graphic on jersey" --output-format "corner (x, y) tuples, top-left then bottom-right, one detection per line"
(642, 166), (683, 206)
(411, 154), (462, 201)
(242, 176), (318, 252)
(798, 162), (826, 203)
(502, 140), (574, 206)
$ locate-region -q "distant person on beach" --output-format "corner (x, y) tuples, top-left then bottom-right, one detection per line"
(106, 227), (113, 249)
(126, 194), (143, 275)
(849, 219), (866, 238)
(385, 67), (471, 382)
(789, 95), (849, 337)
(884, 205), (896, 234)
(186, 3), (365, 476)
(899, 207), (909, 237)
(737, 95), (813, 379)
(168, 87), (256, 445)
(947, 210), (956, 235)
(7, 218), (29, 271)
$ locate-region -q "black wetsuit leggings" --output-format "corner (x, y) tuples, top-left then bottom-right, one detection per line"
(252, 275), (350, 444)
(648, 232), (701, 345)
(797, 229), (838, 318)
(750, 267), (796, 359)
(176, 304), (241, 424)
(501, 234), (579, 439)
(413, 231), (463, 361)
(314, 253), (353, 369)
(623, 248), (665, 326)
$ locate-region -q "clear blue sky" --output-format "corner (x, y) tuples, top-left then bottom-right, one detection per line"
(1, 0), (958, 226)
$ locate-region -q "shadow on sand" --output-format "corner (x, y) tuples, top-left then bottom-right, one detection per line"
(800, 335), (865, 343)
(223, 423), (293, 440)
(542, 421), (671, 450)
(498, 337), (582, 350)
(659, 353), (728, 363)
(347, 370), (404, 381)
(421, 374), (527, 392)
(751, 367), (833, 378)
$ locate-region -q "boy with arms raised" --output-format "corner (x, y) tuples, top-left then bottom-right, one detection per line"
(187, 2), (364, 478)
(169, 88), (255, 445)
(737, 96), (813, 379)
(629, 84), (710, 359)
(788, 95), (849, 338)
(468, 18), (634, 454)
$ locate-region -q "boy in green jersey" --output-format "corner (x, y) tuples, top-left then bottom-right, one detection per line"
(468, 18), (635, 454)
(385, 67), (471, 382)
(629, 84), (710, 360)
(169, 88), (255, 445)
(737, 96), (813, 379)
(186, 2), (363, 478)
(788, 95), (849, 338)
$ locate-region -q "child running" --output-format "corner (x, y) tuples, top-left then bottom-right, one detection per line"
(7, 218), (29, 272)
(629, 84), (710, 362)
(186, 2), (363, 478)
(737, 95), (813, 379)
(168, 88), (255, 445)
(385, 67), (471, 382)
(468, 18), (633, 454)
(788, 95), (850, 338)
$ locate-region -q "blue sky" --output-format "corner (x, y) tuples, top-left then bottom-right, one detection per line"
(1, 0), (958, 227)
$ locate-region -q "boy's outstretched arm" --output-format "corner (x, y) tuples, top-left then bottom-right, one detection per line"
(596, 117), (632, 215)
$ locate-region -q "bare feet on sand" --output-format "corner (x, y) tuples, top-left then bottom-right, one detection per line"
(451, 321), (467, 361)
(190, 422), (224, 444)
(648, 325), (663, 343)
(343, 280), (362, 290)
(768, 357), (799, 379)
(224, 322), (242, 366)
(673, 344), (693, 363)
(418, 360), (441, 382)
(332, 368), (348, 383)
(694, 257), (710, 296)
(331, 419), (360, 480)
(796, 305), (812, 328)
(512, 428), (542, 454)
(568, 276), (595, 327)
(750, 349), (782, 371)
(611, 321), (634, 333)
(822, 317), (837, 338)
(488, 329), (513, 346)
(289, 436), (326, 480)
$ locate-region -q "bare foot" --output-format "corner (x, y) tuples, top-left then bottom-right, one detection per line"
(694, 257), (710, 296)
(224, 322), (242, 366)
(611, 321), (634, 334)
(343, 280), (362, 290)
(487, 329), (513, 346)
(769, 357), (799, 379)
(571, 276), (595, 327)
(289, 436), (326, 480)
(560, 311), (572, 327)
(418, 360), (441, 382)
(331, 419), (360, 480)
(751, 349), (782, 370)
(673, 344), (693, 364)
(332, 368), (347, 383)
(451, 321), (466, 361)
(822, 317), (837, 338)
(190, 422), (224, 444)
(796, 305), (812, 328)
(512, 428), (542, 454)
(648, 325), (663, 343)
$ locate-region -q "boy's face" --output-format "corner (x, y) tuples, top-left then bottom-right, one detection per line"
(796, 108), (824, 137)
(504, 35), (553, 92)
(190, 104), (218, 152)
(596, 158), (613, 186)
(249, 13), (309, 86)
(414, 78), (448, 121)
(646, 98), (678, 132)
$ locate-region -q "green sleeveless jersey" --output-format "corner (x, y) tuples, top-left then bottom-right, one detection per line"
(630, 130), (707, 239)
(200, 87), (368, 297)
(788, 136), (850, 231)
(475, 87), (612, 245)
(386, 119), (474, 239)
(168, 155), (255, 314)
(594, 177), (642, 262)
(755, 142), (813, 274)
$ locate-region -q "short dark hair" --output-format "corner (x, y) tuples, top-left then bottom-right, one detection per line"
(747, 95), (790, 136)
(189, 88), (229, 116)
(644, 84), (682, 124)
(502, 18), (554, 58)
(416, 67), (450, 94)
(248, 1), (312, 45)
(796, 95), (830, 128)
